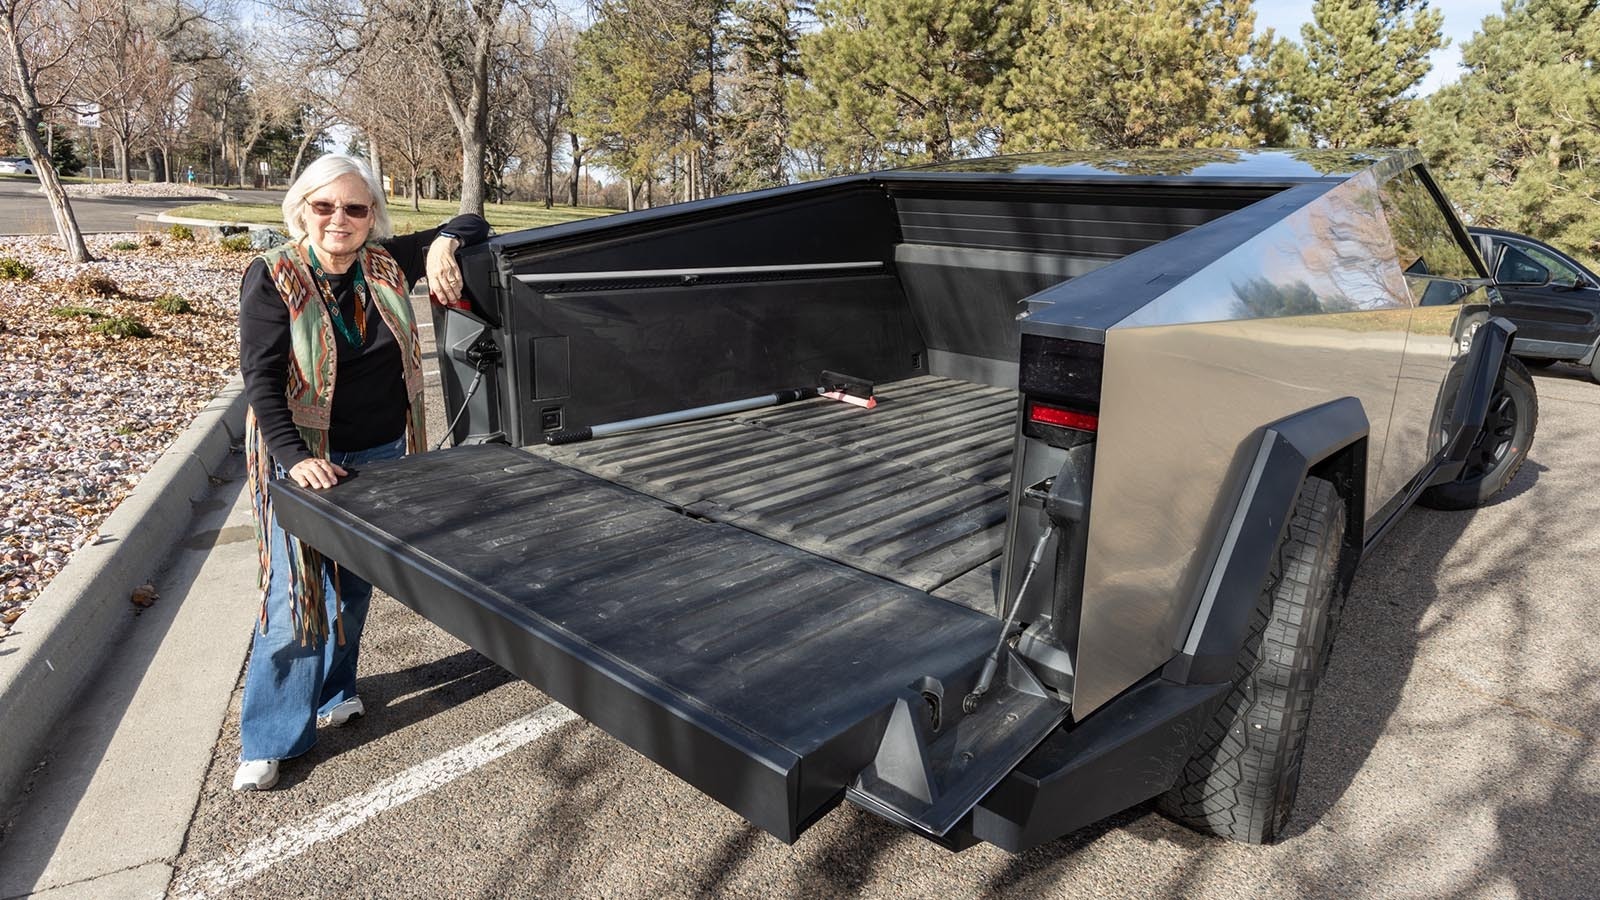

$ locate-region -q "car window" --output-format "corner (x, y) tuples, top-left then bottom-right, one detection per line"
(1495, 245), (1554, 285)
(1377, 167), (1478, 283)
(1509, 240), (1584, 288)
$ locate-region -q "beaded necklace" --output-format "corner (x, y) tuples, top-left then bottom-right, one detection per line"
(306, 244), (369, 346)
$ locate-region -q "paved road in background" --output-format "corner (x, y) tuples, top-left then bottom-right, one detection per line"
(0, 178), (223, 234)
(158, 364), (1600, 899)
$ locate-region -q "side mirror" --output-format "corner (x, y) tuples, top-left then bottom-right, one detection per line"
(1493, 245), (1552, 288)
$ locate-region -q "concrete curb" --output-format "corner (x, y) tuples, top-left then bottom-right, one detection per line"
(0, 376), (247, 810)
(147, 212), (280, 231)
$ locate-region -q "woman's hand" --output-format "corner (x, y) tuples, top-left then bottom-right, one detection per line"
(288, 458), (348, 490)
(426, 235), (464, 306)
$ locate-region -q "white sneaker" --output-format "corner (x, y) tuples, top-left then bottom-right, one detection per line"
(317, 696), (364, 728)
(233, 759), (280, 791)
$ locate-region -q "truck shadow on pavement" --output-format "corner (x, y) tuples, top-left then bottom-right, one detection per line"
(267, 647), (517, 787)
(1273, 442), (1597, 898)
(635, 441), (1597, 899)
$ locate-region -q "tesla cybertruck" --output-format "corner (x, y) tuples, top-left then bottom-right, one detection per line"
(270, 149), (1538, 848)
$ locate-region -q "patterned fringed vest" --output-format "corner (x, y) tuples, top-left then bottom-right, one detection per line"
(245, 240), (429, 646)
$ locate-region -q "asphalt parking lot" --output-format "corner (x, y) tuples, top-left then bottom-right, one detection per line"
(4, 339), (1597, 899)
(158, 364), (1599, 899)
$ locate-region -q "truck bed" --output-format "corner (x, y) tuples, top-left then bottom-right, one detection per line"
(530, 375), (1016, 613)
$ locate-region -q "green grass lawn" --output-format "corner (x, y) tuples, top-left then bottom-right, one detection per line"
(167, 197), (615, 234)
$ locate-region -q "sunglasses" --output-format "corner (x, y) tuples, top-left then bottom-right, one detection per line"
(305, 199), (373, 219)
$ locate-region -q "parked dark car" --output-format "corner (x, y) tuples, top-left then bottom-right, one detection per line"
(1470, 226), (1600, 380)
(270, 149), (1539, 853)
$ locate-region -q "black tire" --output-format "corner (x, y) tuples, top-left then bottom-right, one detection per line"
(1417, 355), (1538, 511)
(1158, 476), (1346, 844)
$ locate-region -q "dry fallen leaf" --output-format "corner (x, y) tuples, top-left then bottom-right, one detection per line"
(130, 583), (159, 608)
(1, 233), (240, 624)
(1, 608), (21, 625)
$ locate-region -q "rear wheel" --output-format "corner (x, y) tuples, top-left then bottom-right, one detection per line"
(1158, 477), (1346, 844)
(1418, 355), (1537, 511)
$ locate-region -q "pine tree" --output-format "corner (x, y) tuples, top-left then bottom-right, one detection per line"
(572, 0), (724, 207)
(721, 0), (800, 192)
(1283, 0), (1445, 148)
(999, 0), (1283, 151)
(789, 0), (1029, 175)
(1419, 1), (1600, 265)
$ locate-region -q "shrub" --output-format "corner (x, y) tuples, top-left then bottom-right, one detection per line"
(0, 257), (35, 281)
(166, 223), (194, 242)
(110, 240), (138, 251)
(50, 305), (103, 320)
(154, 293), (193, 314)
(140, 234), (163, 248)
(65, 271), (123, 299)
(91, 315), (151, 338)
(218, 233), (252, 252)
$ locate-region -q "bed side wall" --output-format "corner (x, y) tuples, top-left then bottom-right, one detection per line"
(1073, 170), (1423, 715)
(493, 183), (924, 439)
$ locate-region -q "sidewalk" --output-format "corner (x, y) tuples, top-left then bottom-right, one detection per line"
(0, 275), (449, 898)
(0, 379), (254, 898)
(0, 461), (258, 898)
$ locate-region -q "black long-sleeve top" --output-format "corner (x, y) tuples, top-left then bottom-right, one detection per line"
(239, 214), (489, 468)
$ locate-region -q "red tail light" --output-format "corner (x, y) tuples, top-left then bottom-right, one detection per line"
(1029, 401), (1098, 433)
(429, 290), (471, 312)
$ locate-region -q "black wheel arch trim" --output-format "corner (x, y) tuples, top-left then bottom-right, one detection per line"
(1163, 396), (1369, 686)
(1428, 316), (1517, 487)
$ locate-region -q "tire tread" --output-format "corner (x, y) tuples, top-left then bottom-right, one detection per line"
(1157, 477), (1345, 844)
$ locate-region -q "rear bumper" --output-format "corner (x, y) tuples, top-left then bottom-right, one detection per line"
(962, 675), (1229, 852)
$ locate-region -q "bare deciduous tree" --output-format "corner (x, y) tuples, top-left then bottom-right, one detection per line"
(348, 43), (453, 210)
(0, 0), (105, 261)
(382, 0), (516, 215)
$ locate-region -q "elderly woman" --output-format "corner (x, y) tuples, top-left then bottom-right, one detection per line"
(234, 153), (487, 791)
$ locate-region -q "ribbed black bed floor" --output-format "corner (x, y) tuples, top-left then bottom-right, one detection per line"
(531, 376), (1016, 610)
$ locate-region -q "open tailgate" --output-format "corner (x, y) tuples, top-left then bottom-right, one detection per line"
(270, 445), (1065, 842)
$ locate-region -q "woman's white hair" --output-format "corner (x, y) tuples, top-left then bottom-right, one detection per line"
(281, 153), (394, 242)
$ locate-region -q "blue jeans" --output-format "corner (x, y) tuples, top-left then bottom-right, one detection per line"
(239, 435), (405, 761)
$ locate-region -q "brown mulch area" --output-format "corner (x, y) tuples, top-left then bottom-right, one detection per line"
(0, 232), (248, 636)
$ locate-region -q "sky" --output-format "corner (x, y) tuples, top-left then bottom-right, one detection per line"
(1252, 0), (1508, 95)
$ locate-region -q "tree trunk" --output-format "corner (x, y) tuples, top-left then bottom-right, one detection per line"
(367, 133), (383, 189)
(289, 128), (317, 185)
(15, 110), (91, 262)
(410, 162), (421, 212)
(458, 133), (486, 214)
(542, 139), (554, 209)
(115, 135), (130, 182)
(568, 133), (583, 207)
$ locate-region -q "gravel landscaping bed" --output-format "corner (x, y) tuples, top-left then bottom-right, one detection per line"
(0, 233), (246, 637)
(62, 182), (231, 200)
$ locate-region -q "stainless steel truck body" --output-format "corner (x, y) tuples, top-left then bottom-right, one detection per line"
(269, 148), (1538, 849)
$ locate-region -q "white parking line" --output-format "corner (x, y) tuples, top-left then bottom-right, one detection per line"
(170, 703), (579, 900)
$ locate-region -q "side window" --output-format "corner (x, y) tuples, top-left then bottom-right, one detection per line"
(1495, 244), (1554, 286)
(1377, 167), (1478, 283)
(1510, 241), (1584, 288)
